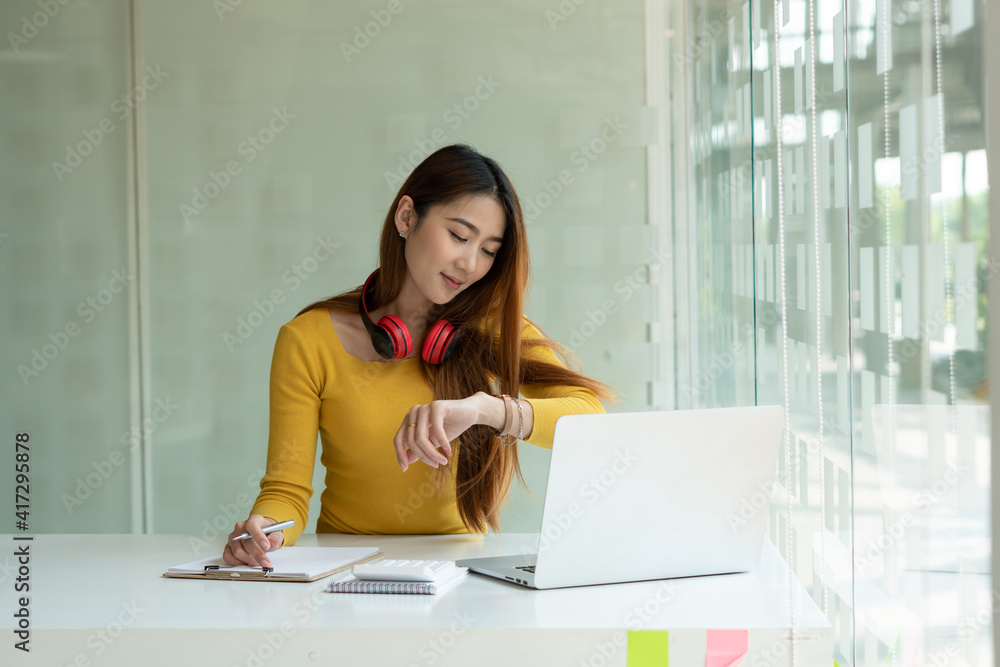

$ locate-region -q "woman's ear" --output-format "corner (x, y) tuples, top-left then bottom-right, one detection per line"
(395, 195), (416, 235)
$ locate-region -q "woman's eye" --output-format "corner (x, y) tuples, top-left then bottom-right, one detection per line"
(452, 231), (495, 258)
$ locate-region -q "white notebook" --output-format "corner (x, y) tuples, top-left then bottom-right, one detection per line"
(164, 546), (382, 582)
(327, 567), (468, 595)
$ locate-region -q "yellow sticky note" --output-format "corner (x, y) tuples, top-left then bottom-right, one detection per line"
(627, 630), (669, 666)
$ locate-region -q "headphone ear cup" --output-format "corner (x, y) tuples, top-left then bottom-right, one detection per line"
(368, 327), (397, 360)
(422, 319), (459, 364)
(377, 314), (412, 360)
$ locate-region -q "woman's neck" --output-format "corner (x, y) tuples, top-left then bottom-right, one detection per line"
(372, 278), (441, 330)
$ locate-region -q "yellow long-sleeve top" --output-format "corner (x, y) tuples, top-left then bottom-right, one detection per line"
(250, 307), (606, 544)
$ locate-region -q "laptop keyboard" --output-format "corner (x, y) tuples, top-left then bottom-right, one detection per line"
(515, 565), (535, 573)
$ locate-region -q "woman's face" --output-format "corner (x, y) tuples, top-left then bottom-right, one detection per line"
(396, 193), (506, 305)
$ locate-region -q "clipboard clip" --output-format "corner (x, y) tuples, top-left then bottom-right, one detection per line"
(204, 564), (273, 578)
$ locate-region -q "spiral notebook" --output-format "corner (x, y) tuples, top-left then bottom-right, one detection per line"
(327, 566), (468, 595)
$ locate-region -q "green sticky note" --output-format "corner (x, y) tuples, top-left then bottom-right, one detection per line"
(627, 630), (669, 666)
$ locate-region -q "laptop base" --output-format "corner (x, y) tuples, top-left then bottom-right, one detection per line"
(456, 554), (538, 588)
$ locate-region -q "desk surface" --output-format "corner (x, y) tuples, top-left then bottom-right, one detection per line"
(3, 532), (828, 630)
(1, 533), (831, 666)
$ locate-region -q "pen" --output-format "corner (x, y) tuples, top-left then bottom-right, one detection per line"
(232, 520), (295, 541)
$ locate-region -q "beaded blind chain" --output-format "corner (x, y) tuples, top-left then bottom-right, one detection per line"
(497, 394), (523, 445)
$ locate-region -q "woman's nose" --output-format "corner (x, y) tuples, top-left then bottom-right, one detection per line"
(454, 246), (476, 274)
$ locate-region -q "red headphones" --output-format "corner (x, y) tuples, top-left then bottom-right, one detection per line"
(359, 269), (460, 364)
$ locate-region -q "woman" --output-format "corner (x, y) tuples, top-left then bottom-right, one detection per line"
(224, 144), (618, 569)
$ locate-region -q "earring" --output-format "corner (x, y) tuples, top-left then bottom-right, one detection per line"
(399, 232), (405, 238)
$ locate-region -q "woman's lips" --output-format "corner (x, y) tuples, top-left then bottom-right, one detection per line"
(442, 274), (462, 289)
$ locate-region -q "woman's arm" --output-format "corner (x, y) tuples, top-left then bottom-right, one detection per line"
(393, 318), (607, 468)
(512, 318), (607, 449)
(472, 391), (535, 440)
(471, 318), (607, 448)
(246, 322), (322, 546)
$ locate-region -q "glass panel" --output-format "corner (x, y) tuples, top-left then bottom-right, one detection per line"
(755, 0), (855, 661)
(847, 0), (992, 662)
(671, 0), (991, 662)
(682, 0), (757, 410)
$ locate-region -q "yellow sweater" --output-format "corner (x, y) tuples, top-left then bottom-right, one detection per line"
(250, 307), (606, 544)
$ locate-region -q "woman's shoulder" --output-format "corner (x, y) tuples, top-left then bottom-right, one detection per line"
(281, 306), (329, 333)
(273, 307), (339, 351)
(520, 315), (549, 341)
(471, 314), (547, 340)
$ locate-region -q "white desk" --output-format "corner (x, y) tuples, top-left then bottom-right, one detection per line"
(1, 534), (831, 666)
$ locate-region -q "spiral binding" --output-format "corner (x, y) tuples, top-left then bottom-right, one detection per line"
(327, 579), (437, 595)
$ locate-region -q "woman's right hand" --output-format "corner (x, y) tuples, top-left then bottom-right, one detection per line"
(223, 514), (284, 569)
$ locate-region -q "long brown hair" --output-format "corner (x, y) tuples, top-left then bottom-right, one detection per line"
(298, 144), (619, 532)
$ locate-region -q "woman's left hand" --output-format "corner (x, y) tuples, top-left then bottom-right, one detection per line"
(393, 395), (483, 471)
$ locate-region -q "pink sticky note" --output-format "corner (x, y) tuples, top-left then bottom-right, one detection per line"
(706, 629), (749, 667)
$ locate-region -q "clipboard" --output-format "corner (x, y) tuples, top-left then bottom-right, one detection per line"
(163, 546), (383, 583)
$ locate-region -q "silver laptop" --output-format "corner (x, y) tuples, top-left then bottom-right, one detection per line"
(456, 406), (784, 589)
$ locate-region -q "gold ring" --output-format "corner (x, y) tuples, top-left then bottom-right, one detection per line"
(408, 423), (417, 427)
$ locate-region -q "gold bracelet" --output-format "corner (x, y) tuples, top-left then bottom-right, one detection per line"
(499, 394), (513, 434)
(498, 394), (517, 445)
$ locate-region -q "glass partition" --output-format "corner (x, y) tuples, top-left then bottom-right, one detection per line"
(668, 0), (991, 662)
